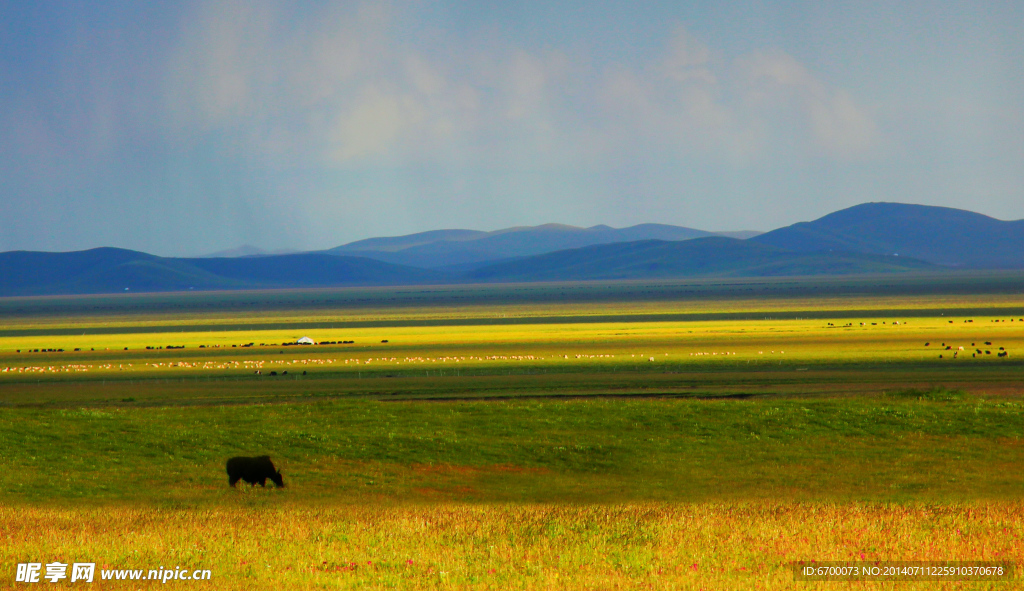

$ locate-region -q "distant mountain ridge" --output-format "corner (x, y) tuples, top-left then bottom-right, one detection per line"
(752, 202), (1024, 268)
(0, 248), (447, 296)
(465, 237), (936, 282)
(325, 223), (754, 269)
(1, 203), (1022, 296)
(335, 229), (489, 253)
(200, 245), (300, 258)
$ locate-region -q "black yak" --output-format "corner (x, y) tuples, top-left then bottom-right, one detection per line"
(226, 456), (284, 488)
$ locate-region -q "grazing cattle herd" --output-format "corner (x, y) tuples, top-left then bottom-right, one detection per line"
(921, 319), (1015, 359)
(931, 340), (1009, 359)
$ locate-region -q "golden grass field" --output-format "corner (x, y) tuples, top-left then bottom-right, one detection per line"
(2, 281), (1024, 589)
(4, 502), (1022, 589)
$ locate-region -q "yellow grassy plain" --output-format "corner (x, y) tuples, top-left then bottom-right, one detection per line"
(3, 502), (1020, 590)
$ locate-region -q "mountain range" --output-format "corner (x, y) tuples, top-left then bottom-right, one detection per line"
(0, 249), (446, 297)
(323, 223), (760, 269)
(1, 203), (1021, 296)
(749, 202), (1024, 268)
(464, 237), (935, 283)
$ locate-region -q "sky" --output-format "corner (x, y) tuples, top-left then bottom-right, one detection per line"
(1, 0), (1022, 256)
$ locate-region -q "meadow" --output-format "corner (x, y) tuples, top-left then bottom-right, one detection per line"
(2, 276), (1023, 588)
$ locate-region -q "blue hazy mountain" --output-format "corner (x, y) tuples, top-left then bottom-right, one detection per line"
(751, 202), (1024, 268)
(2, 203), (1022, 296)
(325, 223), (737, 268)
(464, 237), (936, 282)
(0, 248), (448, 296)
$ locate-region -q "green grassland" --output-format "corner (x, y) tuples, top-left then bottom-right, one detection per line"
(2, 277), (1024, 588)
(3, 396), (1024, 506)
(2, 278), (1023, 502)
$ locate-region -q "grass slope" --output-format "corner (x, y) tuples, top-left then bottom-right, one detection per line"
(183, 253), (448, 288)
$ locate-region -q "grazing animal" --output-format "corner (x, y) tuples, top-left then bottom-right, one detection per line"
(226, 456), (284, 488)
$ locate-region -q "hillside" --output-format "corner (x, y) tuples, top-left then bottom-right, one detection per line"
(326, 223), (721, 268)
(751, 202), (1024, 268)
(332, 229), (489, 253)
(466, 237), (936, 282)
(0, 248), (447, 296)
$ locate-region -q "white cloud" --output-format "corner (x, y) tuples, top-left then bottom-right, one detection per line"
(738, 51), (878, 158)
(662, 26), (713, 78)
(502, 50), (567, 120)
(162, 4), (878, 169)
(404, 54), (445, 96)
(595, 30), (879, 163)
(332, 85), (423, 160)
(164, 0), (277, 125)
(599, 28), (751, 160)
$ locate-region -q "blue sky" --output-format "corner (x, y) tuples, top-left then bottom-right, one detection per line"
(1, 0), (1022, 255)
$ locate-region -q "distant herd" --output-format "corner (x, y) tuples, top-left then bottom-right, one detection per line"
(17, 339), (378, 353)
(926, 321), (1015, 359)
